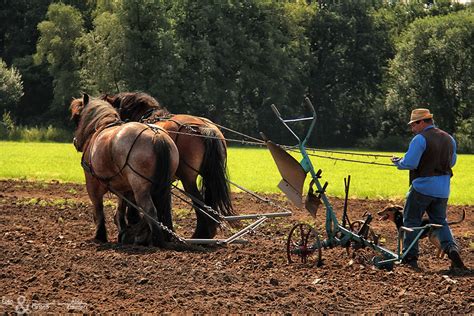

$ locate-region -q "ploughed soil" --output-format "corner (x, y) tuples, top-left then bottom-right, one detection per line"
(1, 179), (473, 313)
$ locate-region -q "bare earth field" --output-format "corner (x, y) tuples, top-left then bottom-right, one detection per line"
(1, 179), (473, 313)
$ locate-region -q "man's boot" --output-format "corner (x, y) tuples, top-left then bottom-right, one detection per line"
(446, 244), (466, 270)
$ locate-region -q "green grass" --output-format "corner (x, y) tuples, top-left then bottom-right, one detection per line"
(1, 141), (473, 205)
(227, 147), (474, 205)
(0, 141), (84, 182)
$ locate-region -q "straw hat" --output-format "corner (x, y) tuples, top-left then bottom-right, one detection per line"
(408, 108), (433, 125)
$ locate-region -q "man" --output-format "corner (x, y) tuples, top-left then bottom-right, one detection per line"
(391, 108), (466, 270)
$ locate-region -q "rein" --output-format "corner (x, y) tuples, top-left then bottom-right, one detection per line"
(132, 107), (396, 167)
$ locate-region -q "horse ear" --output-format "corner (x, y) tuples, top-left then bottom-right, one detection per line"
(69, 98), (82, 125)
(83, 93), (90, 107)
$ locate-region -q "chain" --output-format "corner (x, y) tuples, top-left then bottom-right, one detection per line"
(171, 184), (232, 232)
(110, 187), (188, 244)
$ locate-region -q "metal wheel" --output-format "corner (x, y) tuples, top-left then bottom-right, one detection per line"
(287, 223), (322, 266)
(304, 225), (324, 267)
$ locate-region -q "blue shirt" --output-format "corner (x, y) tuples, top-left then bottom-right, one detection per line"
(393, 125), (456, 198)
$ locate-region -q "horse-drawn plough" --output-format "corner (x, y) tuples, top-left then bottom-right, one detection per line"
(71, 93), (443, 271)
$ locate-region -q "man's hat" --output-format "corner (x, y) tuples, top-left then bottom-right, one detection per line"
(408, 108), (433, 125)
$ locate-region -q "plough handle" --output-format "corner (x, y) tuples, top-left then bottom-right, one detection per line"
(271, 104), (282, 119)
(269, 97), (317, 145)
(304, 97), (316, 117)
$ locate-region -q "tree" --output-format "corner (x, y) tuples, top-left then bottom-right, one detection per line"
(173, 0), (310, 138)
(34, 3), (85, 123)
(307, 2), (392, 147)
(0, 0), (54, 125)
(0, 58), (24, 114)
(386, 11), (474, 135)
(118, 0), (180, 106)
(77, 11), (127, 95)
(0, 0), (51, 65)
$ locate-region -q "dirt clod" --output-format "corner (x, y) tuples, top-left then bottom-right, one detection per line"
(0, 179), (472, 313)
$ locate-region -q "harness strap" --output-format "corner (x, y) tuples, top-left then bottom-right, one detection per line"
(141, 110), (206, 172)
(81, 126), (158, 185)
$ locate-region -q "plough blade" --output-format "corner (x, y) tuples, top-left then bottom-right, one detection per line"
(278, 179), (304, 209)
(265, 140), (306, 209)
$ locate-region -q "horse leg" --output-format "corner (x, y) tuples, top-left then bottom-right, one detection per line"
(183, 180), (219, 239)
(115, 197), (130, 243)
(85, 175), (108, 242)
(126, 205), (141, 226)
(133, 190), (165, 247)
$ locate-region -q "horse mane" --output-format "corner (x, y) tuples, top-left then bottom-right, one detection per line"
(72, 97), (121, 152)
(112, 92), (170, 121)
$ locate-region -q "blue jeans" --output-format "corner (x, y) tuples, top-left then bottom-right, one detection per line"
(403, 188), (455, 259)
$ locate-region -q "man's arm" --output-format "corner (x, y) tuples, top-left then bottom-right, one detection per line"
(393, 135), (426, 170)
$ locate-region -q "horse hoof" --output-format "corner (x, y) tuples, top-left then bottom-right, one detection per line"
(134, 235), (150, 246)
(118, 231), (124, 243)
(93, 237), (108, 243)
(94, 228), (108, 243)
(120, 230), (136, 245)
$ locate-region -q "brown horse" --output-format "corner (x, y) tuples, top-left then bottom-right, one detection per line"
(70, 94), (179, 246)
(103, 92), (234, 239)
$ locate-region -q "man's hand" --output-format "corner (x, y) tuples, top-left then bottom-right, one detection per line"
(391, 156), (401, 164)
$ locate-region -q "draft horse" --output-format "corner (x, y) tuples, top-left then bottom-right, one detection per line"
(70, 94), (179, 246)
(103, 92), (234, 239)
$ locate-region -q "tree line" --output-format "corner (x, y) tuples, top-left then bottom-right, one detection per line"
(1, 0), (473, 152)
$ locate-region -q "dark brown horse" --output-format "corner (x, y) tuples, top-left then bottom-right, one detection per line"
(103, 92), (234, 239)
(70, 94), (179, 246)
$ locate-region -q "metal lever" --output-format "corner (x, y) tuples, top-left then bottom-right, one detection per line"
(304, 97), (316, 117)
(269, 97), (317, 146)
(315, 169), (323, 178)
(316, 182), (328, 195)
(271, 104), (281, 118)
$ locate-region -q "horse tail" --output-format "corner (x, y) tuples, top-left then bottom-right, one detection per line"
(151, 133), (173, 233)
(199, 127), (235, 217)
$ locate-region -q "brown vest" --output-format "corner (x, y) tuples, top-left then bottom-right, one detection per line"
(409, 127), (454, 184)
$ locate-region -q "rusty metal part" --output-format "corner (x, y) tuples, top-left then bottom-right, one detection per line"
(304, 179), (321, 218)
(265, 140), (306, 208)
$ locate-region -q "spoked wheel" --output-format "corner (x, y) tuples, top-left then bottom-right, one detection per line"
(287, 223), (323, 266)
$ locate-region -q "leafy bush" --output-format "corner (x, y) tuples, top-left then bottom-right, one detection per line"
(455, 118), (474, 154)
(358, 134), (408, 152)
(0, 58), (24, 114)
(0, 112), (71, 142)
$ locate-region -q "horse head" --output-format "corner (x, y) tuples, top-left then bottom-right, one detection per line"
(100, 93), (122, 110)
(104, 92), (169, 122)
(70, 93), (120, 152)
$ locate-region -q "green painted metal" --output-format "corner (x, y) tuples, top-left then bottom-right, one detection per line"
(274, 97), (434, 269)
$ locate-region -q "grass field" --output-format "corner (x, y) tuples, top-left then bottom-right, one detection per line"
(1, 141), (472, 205)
